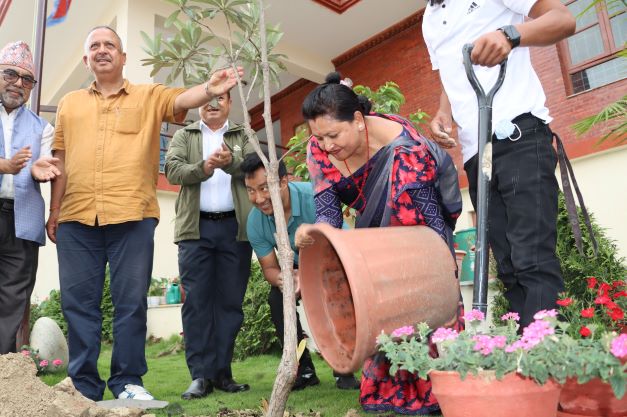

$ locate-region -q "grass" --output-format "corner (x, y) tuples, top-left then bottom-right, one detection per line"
(40, 337), (441, 416)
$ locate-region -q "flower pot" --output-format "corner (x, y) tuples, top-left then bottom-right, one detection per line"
(558, 377), (627, 417)
(299, 224), (459, 374)
(147, 296), (160, 307)
(430, 370), (561, 417)
(454, 250), (466, 276)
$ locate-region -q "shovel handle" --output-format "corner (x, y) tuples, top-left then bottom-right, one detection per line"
(462, 44), (508, 108)
(462, 43), (508, 315)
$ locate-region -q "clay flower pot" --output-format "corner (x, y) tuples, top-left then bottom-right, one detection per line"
(454, 249), (466, 274)
(299, 224), (460, 373)
(430, 370), (562, 417)
(558, 377), (627, 417)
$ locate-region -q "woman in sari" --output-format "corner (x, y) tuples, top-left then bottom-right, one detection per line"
(295, 72), (464, 415)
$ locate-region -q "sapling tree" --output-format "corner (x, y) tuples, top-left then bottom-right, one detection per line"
(142, 1), (298, 414)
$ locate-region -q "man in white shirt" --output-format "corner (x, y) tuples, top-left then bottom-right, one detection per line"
(165, 92), (254, 399)
(423, 0), (575, 328)
(0, 41), (60, 353)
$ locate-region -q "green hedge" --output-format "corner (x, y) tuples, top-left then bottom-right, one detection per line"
(490, 193), (626, 323)
(234, 260), (279, 360)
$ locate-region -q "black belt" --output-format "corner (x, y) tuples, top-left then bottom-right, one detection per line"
(512, 112), (546, 131)
(199, 210), (235, 220)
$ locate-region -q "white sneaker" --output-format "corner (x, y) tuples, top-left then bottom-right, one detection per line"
(117, 384), (155, 400)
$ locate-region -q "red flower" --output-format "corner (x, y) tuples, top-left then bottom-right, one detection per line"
(454, 243), (459, 249)
(581, 308), (595, 318)
(612, 280), (625, 288)
(587, 277), (598, 289)
(612, 291), (627, 299)
(598, 283), (612, 296)
(579, 326), (592, 337)
(595, 295), (611, 305)
(556, 298), (573, 307)
(608, 308), (625, 321)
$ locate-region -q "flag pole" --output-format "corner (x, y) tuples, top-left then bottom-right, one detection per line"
(30, 0), (47, 115)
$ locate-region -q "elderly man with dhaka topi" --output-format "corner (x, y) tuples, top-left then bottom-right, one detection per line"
(46, 25), (243, 402)
(0, 40), (60, 355)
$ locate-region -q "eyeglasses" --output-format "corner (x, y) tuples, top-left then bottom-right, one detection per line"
(2, 69), (37, 89)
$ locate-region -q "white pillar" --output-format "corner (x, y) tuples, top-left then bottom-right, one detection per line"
(116, 0), (155, 83)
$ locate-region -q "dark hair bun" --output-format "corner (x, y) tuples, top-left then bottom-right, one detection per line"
(325, 72), (342, 84)
(357, 95), (373, 115)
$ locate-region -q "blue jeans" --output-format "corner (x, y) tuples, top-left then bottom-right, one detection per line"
(465, 114), (564, 329)
(57, 218), (156, 400)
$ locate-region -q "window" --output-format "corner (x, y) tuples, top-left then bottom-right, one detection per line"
(561, 0), (626, 94)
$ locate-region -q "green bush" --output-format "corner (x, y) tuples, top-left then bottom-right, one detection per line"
(234, 260), (279, 360)
(490, 193), (626, 324)
(30, 266), (115, 343)
(556, 193), (625, 297)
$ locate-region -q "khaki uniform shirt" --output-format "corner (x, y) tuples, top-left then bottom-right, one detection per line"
(53, 80), (186, 225)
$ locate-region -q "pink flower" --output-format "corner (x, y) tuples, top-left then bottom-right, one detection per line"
(501, 312), (520, 321)
(39, 360), (48, 367)
(52, 359), (63, 367)
(431, 328), (459, 343)
(464, 309), (485, 322)
(391, 325), (415, 338)
(513, 318), (555, 350)
(533, 309), (558, 320)
(610, 334), (627, 358)
(472, 335), (507, 356)
(20, 350), (30, 357)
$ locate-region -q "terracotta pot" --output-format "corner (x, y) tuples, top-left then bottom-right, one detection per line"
(299, 224), (459, 373)
(559, 377), (627, 417)
(454, 249), (466, 274)
(430, 370), (561, 417)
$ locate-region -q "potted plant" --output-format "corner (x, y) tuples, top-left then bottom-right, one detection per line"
(148, 277), (165, 307)
(378, 310), (569, 417)
(555, 277), (627, 417)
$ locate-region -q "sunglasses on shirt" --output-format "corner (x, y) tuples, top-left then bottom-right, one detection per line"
(2, 69), (37, 89)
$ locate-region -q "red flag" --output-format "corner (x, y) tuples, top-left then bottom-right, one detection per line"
(46, 0), (72, 27)
(0, 0), (12, 27)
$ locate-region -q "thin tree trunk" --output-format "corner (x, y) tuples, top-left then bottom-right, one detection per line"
(256, 1), (298, 415)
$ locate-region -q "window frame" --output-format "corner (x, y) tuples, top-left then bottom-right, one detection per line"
(559, 0), (625, 95)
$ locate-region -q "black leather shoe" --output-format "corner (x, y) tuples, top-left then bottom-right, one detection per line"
(335, 374), (360, 390)
(181, 378), (213, 400)
(214, 377), (250, 393)
(292, 370), (320, 391)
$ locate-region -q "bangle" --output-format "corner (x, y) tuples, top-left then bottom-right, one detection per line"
(49, 206), (60, 212)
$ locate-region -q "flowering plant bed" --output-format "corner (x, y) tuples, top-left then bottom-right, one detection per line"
(557, 276), (626, 338)
(19, 345), (63, 375)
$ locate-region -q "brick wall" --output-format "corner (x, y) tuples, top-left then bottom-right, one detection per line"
(250, 13), (625, 189)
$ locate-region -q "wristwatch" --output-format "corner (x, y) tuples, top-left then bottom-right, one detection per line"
(498, 25), (521, 49)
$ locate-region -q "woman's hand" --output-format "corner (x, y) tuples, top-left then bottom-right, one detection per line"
(295, 224), (315, 249)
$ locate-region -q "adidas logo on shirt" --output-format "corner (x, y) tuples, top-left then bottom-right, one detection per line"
(467, 1), (479, 14)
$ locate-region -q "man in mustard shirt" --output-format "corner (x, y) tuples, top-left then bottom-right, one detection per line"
(46, 26), (243, 402)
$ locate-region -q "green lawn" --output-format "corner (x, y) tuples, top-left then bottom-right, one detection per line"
(40, 339), (441, 416)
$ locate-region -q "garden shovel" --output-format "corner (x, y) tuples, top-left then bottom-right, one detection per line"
(462, 44), (507, 314)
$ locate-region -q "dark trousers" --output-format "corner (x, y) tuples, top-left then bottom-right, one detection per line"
(179, 216), (252, 381)
(56, 219), (157, 401)
(0, 199), (38, 354)
(464, 114), (564, 329)
(268, 285), (316, 375)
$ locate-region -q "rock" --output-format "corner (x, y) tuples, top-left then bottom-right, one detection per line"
(30, 317), (68, 372)
(47, 392), (94, 417)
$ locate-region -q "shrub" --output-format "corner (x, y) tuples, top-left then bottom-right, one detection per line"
(490, 193), (626, 323)
(234, 260), (279, 360)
